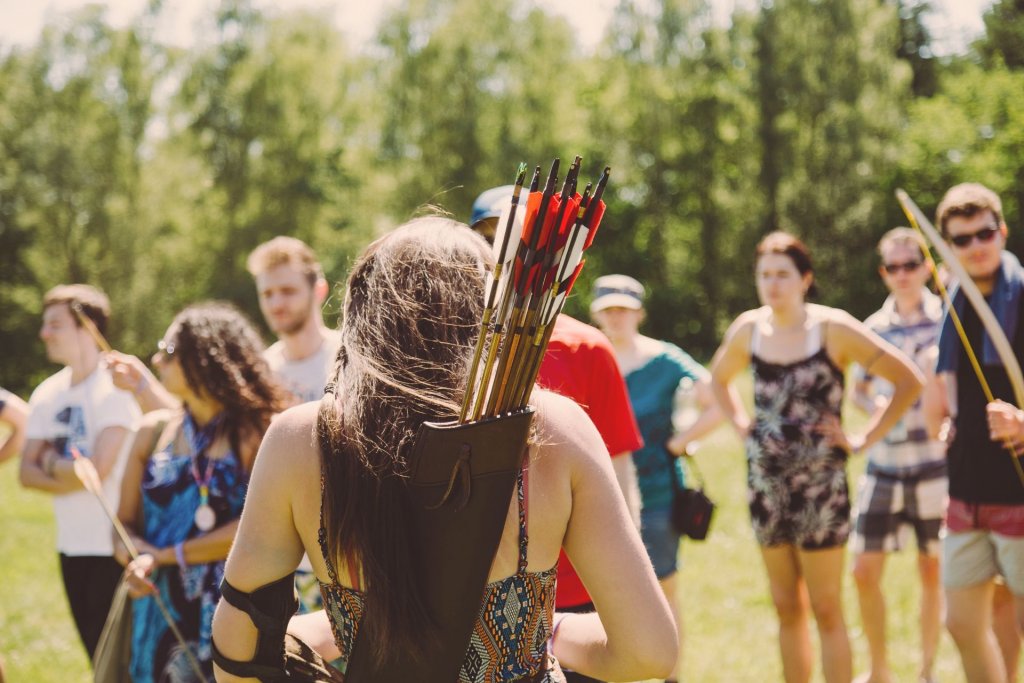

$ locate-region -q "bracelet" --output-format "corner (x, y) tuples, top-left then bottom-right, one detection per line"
(43, 452), (57, 477)
(134, 375), (149, 396)
(174, 542), (187, 571)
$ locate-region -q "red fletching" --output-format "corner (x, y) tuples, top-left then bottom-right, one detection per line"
(560, 260), (586, 295)
(519, 262), (545, 295)
(553, 193), (582, 251)
(535, 195), (562, 251)
(582, 200), (606, 250)
(520, 191), (543, 245)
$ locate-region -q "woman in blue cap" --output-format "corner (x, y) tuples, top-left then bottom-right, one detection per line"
(591, 274), (728, 683)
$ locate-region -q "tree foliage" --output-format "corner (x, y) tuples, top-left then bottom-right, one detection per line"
(1, 0), (1022, 394)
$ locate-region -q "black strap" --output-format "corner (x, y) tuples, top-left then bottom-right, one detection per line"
(211, 641), (289, 682)
(661, 442), (705, 492)
(213, 574), (298, 682)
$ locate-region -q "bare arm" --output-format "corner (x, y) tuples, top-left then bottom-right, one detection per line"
(213, 407), (312, 681)
(849, 373), (888, 417)
(709, 313), (756, 437)
(114, 413), (176, 567)
(47, 425), (131, 487)
(553, 398), (677, 680)
(610, 453), (641, 530)
(666, 375), (730, 456)
(19, 438), (57, 492)
(0, 393), (29, 465)
(106, 351), (180, 413)
(286, 612), (339, 662)
(828, 311), (924, 452)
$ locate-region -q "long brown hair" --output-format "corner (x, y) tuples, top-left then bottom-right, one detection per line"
(317, 217), (492, 667)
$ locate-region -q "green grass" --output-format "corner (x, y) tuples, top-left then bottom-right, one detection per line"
(0, 459), (92, 682)
(0, 397), (967, 683)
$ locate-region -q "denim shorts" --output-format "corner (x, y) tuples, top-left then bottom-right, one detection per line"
(640, 504), (681, 579)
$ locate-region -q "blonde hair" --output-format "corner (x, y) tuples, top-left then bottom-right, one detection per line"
(246, 236), (323, 286)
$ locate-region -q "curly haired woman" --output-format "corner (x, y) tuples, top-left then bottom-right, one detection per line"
(116, 302), (288, 683)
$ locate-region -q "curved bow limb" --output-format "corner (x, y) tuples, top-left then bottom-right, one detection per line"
(896, 189), (1024, 409)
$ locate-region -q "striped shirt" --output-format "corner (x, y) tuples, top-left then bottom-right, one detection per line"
(858, 291), (945, 473)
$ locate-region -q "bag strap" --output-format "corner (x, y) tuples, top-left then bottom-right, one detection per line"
(682, 456), (706, 490)
(660, 443), (706, 491)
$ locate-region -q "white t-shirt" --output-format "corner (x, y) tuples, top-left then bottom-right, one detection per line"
(26, 366), (141, 556)
(264, 330), (341, 404)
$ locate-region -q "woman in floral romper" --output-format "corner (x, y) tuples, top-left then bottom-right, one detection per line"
(709, 232), (924, 683)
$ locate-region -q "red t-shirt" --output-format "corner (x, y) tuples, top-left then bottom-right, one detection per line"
(536, 315), (643, 608)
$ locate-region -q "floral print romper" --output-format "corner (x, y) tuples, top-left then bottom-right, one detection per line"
(747, 311), (851, 549)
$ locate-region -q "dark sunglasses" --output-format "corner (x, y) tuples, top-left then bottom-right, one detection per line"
(882, 260), (923, 275)
(949, 225), (999, 248)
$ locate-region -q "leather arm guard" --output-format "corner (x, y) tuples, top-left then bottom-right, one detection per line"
(211, 573), (298, 682)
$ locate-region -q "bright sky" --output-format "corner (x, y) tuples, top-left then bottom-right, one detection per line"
(0, 0), (993, 54)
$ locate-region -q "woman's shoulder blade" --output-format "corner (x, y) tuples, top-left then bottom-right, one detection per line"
(257, 402), (321, 470)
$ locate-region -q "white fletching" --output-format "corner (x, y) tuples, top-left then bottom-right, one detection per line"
(492, 196), (526, 269)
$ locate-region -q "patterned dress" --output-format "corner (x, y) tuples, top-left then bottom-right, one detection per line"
(318, 469), (564, 682)
(130, 414), (248, 683)
(747, 314), (851, 550)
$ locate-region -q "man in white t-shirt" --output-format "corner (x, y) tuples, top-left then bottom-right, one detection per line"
(19, 284), (140, 661)
(247, 236), (341, 405)
(247, 237), (340, 611)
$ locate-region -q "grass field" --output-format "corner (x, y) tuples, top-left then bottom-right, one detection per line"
(0, 408), (968, 682)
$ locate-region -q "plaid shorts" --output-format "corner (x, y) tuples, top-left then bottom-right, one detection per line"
(852, 460), (948, 555)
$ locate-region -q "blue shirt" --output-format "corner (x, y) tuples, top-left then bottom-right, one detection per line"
(625, 342), (704, 509)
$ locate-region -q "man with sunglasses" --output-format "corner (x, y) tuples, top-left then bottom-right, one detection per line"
(850, 228), (947, 683)
(19, 284), (141, 663)
(935, 183), (1024, 683)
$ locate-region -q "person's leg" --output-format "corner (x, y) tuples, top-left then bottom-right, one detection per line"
(908, 469), (945, 683)
(947, 581), (1007, 682)
(60, 554), (98, 658)
(944, 527), (1008, 681)
(993, 532), (1024, 680)
(801, 546), (852, 683)
(917, 552), (942, 682)
(1011, 594), (1024, 681)
(852, 551), (889, 683)
(851, 469), (896, 683)
(992, 583), (1021, 682)
(761, 545), (812, 683)
(81, 555), (124, 662)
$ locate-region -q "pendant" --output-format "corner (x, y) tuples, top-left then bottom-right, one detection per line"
(194, 504), (216, 532)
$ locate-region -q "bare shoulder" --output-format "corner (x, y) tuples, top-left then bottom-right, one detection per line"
(253, 402), (321, 477)
(132, 409), (178, 459)
(531, 389), (607, 465)
(724, 308), (763, 345)
(816, 304), (867, 340)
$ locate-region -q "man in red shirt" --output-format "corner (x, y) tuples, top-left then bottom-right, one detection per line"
(471, 188), (645, 683)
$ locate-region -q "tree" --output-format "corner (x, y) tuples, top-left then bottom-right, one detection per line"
(979, 0), (1024, 69)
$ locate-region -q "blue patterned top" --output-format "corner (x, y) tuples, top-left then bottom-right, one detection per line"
(130, 417), (248, 683)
